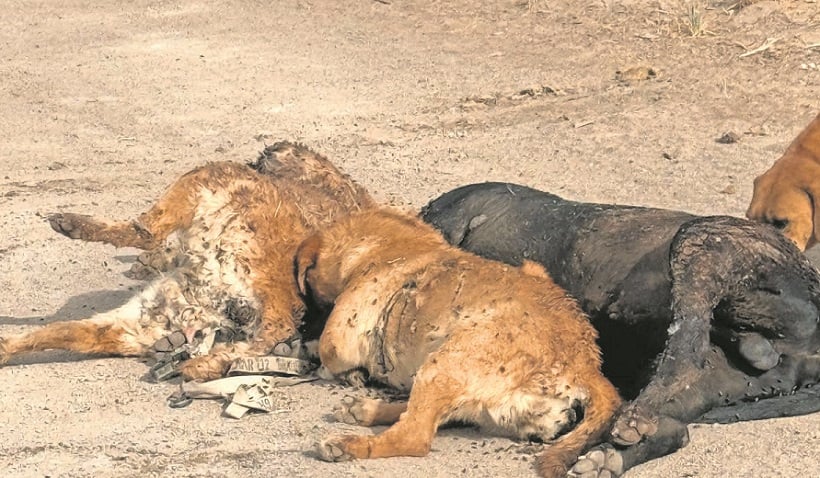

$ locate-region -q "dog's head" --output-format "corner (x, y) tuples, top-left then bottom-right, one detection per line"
(747, 113), (820, 251)
(747, 172), (816, 251)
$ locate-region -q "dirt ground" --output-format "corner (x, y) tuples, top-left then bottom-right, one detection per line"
(2, 0), (819, 476)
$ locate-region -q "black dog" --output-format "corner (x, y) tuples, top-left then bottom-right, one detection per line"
(422, 182), (820, 476)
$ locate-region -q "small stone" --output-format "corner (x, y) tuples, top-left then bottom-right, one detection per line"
(616, 66), (657, 82)
(716, 131), (740, 144)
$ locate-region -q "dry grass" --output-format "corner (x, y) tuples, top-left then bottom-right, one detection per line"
(683, 2), (707, 36)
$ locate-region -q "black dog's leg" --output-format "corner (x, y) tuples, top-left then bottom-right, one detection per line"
(607, 231), (722, 446)
(611, 216), (820, 446)
(574, 343), (819, 476)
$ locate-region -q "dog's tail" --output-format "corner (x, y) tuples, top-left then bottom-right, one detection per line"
(536, 375), (621, 478)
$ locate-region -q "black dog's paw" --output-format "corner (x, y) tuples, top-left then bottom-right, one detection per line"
(567, 443), (624, 477)
(610, 406), (658, 446)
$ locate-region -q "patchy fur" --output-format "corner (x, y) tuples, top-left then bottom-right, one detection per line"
(295, 209), (621, 478)
(747, 113), (820, 251)
(0, 142), (374, 380)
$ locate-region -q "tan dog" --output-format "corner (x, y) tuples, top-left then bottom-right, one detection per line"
(0, 142), (374, 380)
(295, 209), (621, 477)
(747, 113), (820, 251)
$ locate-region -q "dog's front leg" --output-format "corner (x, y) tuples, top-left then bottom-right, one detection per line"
(316, 357), (454, 462)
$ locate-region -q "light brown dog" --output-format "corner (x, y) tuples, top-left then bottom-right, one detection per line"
(295, 209), (621, 477)
(0, 142), (374, 380)
(747, 113), (820, 251)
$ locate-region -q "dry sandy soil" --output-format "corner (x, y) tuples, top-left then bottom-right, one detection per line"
(1, 1), (819, 477)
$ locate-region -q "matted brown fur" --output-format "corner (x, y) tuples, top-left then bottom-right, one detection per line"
(295, 208), (621, 477)
(747, 112), (820, 251)
(0, 142), (374, 380)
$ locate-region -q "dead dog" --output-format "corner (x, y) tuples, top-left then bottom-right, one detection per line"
(0, 142), (374, 381)
(747, 112), (820, 251)
(422, 182), (820, 476)
(294, 208), (621, 478)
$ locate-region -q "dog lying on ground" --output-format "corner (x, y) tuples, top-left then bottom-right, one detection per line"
(747, 112), (820, 251)
(0, 142), (374, 380)
(422, 182), (820, 477)
(294, 208), (622, 477)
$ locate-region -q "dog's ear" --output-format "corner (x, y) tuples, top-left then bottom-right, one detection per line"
(295, 234), (321, 296)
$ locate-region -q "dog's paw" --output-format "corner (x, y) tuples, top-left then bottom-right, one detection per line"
(610, 406), (658, 446)
(125, 248), (176, 280)
(316, 436), (355, 462)
(333, 395), (381, 426)
(567, 443), (624, 477)
(48, 213), (94, 239)
(125, 262), (158, 281)
(178, 356), (228, 381)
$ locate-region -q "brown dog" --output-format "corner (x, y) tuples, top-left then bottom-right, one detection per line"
(295, 209), (621, 477)
(747, 112), (820, 251)
(0, 142), (374, 380)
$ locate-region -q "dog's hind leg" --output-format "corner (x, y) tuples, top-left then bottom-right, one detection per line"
(48, 164), (223, 249)
(610, 216), (820, 447)
(0, 295), (158, 363)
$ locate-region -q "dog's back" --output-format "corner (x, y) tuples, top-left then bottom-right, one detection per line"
(421, 182), (694, 309)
